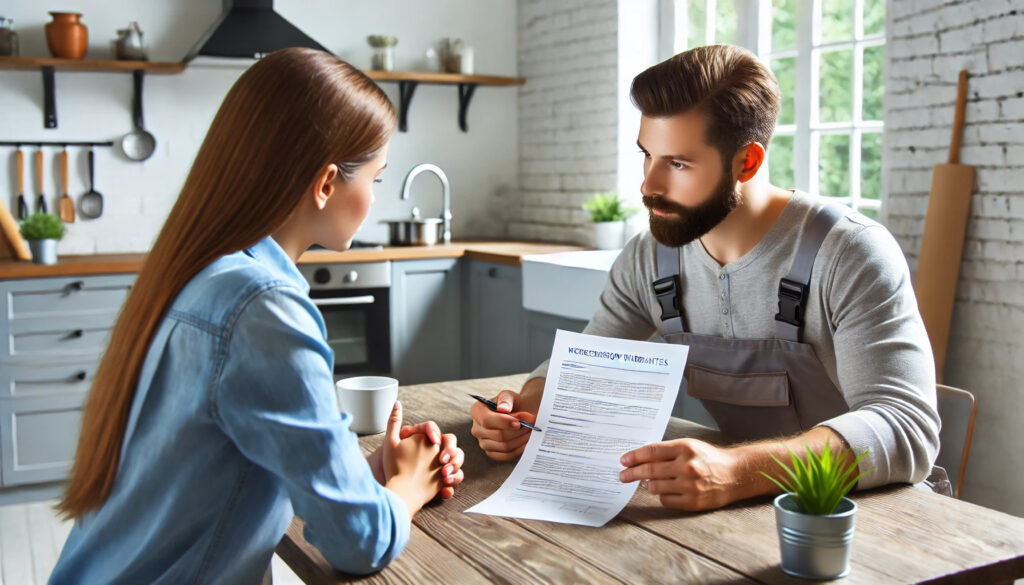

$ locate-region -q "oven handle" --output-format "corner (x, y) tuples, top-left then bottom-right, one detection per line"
(312, 295), (377, 307)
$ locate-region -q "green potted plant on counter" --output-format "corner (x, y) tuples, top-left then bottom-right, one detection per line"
(762, 442), (869, 579)
(582, 190), (637, 250)
(19, 211), (65, 265)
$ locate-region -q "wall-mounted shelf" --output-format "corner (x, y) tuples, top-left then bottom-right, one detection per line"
(0, 57), (524, 133)
(363, 71), (526, 133)
(0, 56), (185, 130)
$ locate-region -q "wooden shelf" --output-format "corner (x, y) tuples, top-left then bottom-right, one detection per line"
(0, 56), (185, 74)
(364, 70), (525, 87)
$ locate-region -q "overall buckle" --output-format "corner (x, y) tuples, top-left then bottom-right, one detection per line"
(652, 275), (681, 321)
(774, 278), (808, 327)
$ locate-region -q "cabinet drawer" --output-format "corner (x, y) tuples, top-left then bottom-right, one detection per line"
(0, 274), (134, 320)
(0, 360), (98, 398)
(0, 394), (84, 486)
(3, 314), (116, 360)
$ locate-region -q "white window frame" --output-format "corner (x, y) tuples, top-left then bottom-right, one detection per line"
(668, 0), (884, 214)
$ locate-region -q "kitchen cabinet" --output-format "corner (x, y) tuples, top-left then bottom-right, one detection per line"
(0, 273), (134, 487)
(524, 310), (589, 370)
(390, 259), (463, 384)
(464, 261), (528, 378)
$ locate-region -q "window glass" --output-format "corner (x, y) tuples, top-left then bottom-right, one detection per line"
(864, 0), (885, 36)
(819, 49), (853, 123)
(772, 0), (798, 51)
(861, 132), (883, 201)
(818, 133), (851, 197)
(863, 45), (885, 121)
(769, 135), (795, 188)
(772, 57), (797, 125)
(821, 0), (856, 42)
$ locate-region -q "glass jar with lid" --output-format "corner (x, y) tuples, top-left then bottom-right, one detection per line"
(0, 17), (19, 56)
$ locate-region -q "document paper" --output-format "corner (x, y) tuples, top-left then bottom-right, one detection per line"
(466, 329), (688, 527)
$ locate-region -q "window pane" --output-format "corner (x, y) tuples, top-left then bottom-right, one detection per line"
(858, 207), (878, 219)
(772, 0), (798, 51)
(772, 57), (796, 125)
(819, 49), (853, 123)
(818, 133), (850, 197)
(769, 135), (795, 188)
(860, 132), (882, 200)
(821, 0), (855, 42)
(864, 0), (885, 36)
(715, 0), (737, 46)
(862, 45), (885, 121)
(688, 0), (707, 47)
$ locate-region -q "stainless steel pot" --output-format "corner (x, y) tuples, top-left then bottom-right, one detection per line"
(381, 217), (443, 246)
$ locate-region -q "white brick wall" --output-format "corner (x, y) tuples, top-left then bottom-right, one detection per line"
(512, 0), (620, 244)
(883, 0), (1024, 515)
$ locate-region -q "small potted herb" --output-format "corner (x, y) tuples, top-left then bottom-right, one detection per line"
(582, 190), (637, 250)
(19, 211), (65, 265)
(762, 442), (869, 579)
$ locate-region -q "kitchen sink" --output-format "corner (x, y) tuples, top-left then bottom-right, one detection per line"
(521, 249), (621, 321)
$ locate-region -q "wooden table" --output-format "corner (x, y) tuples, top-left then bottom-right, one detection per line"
(276, 375), (1024, 584)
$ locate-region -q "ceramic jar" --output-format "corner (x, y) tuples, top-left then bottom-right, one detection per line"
(45, 12), (88, 59)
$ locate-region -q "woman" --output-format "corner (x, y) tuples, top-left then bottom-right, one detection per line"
(49, 48), (464, 584)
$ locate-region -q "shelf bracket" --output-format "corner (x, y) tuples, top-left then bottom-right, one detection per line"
(457, 83), (478, 132)
(41, 66), (57, 129)
(397, 80), (419, 133)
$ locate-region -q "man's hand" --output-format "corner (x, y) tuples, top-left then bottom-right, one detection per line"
(619, 426), (854, 511)
(619, 438), (746, 510)
(469, 387), (539, 461)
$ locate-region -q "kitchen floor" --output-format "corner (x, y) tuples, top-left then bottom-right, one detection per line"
(0, 500), (303, 584)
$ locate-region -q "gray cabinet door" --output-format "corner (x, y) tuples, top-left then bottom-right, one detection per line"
(0, 392), (85, 486)
(390, 259), (463, 384)
(466, 261), (527, 378)
(524, 310), (589, 371)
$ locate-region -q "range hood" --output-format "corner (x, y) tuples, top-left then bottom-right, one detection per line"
(186, 0), (330, 61)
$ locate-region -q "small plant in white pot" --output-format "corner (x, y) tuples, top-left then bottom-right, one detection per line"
(762, 442), (869, 580)
(582, 190), (637, 250)
(19, 211), (65, 265)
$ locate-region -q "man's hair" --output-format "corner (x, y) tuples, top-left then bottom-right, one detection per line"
(630, 45), (780, 166)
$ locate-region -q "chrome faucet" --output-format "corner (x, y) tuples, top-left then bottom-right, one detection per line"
(400, 163), (451, 243)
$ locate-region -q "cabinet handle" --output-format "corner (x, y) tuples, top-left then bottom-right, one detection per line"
(67, 280), (84, 292)
(73, 371), (87, 381)
(488, 267), (498, 278)
(67, 329), (84, 339)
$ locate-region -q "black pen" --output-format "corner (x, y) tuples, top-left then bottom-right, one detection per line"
(468, 394), (543, 432)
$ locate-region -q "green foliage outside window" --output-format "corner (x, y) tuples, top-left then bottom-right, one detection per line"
(819, 134), (850, 198)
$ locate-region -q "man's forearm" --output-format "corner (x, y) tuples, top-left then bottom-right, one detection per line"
(519, 377), (545, 413)
(729, 426), (856, 501)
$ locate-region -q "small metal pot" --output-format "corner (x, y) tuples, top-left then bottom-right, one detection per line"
(28, 239), (58, 265)
(774, 493), (857, 579)
(381, 218), (443, 246)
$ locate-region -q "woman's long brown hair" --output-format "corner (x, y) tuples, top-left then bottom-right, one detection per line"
(57, 48), (396, 519)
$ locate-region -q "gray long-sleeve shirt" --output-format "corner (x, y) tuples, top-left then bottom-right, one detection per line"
(530, 191), (939, 489)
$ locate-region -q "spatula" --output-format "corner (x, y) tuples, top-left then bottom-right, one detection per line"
(14, 147), (28, 220)
(59, 148), (75, 222)
(35, 149), (47, 214)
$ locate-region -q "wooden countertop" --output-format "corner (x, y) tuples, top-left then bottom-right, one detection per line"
(0, 241), (586, 279)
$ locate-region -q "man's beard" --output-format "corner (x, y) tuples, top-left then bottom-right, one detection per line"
(643, 171), (741, 248)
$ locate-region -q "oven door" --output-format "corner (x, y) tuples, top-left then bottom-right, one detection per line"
(309, 287), (391, 378)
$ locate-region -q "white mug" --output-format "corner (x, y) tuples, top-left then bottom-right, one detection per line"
(335, 376), (399, 435)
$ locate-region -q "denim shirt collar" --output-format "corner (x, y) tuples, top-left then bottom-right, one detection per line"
(243, 236), (310, 294)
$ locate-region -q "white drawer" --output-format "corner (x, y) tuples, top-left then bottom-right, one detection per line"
(0, 274), (134, 320)
(0, 393), (85, 486)
(0, 359), (98, 398)
(2, 314), (117, 361)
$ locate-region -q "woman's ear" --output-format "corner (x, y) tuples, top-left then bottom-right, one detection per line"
(312, 164), (340, 210)
(734, 143), (766, 183)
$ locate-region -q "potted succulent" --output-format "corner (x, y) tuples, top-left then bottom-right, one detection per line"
(762, 442), (869, 579)
(582, 190), (637, 250)
(19, 211), (65, 265)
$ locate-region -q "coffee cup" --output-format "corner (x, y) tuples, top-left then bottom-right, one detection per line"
(335, 376), (399, 435)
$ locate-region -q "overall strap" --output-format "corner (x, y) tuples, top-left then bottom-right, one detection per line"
(774, 204), (847, 341)
(653, 243), (685, 334)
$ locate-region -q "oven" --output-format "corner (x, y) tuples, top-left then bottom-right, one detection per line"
(299, 261), (391, 379)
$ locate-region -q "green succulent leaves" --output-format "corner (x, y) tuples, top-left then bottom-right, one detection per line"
(762, 441), (870, 515)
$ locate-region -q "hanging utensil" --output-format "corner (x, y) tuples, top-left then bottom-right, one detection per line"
(58, 147), (75, 222)
(14, 147), (28, 220)
(79, 148), (103, 219)
(120, 69), (156, 161)
(34, 148), (47, 213)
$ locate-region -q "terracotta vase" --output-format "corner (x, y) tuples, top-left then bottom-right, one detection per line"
(45, 12), (88, 59)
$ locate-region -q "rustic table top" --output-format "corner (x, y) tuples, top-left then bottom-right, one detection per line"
(276, 375), (1024, 585)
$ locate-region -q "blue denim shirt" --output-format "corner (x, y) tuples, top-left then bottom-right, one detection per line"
(49, 236), (410, 585)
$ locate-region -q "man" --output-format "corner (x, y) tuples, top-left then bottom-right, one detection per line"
(470, 45), (939, 511)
